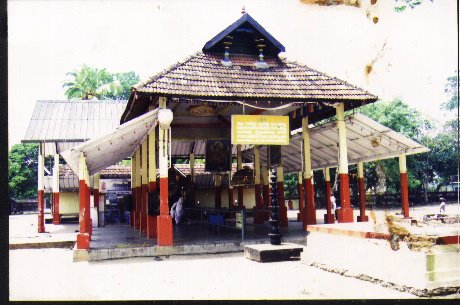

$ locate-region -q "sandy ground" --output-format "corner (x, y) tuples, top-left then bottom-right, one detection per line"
(8, 203), (460, 300)
(9, 247), (418, 300)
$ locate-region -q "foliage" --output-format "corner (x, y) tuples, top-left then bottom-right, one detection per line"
(394, 0), (432, 12)
(359, 99), (432, 194)
(63, 65), (139, 100)
(284, 172), (299, 200)
(8, 144), (39, 199)
(441, 73), (458, 111)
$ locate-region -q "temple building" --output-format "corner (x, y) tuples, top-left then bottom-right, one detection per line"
(23, 12), (428, 254)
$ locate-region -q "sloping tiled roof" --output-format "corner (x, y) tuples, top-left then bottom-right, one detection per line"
(23, 100), (128, 142)
(133, 52), (377, 102)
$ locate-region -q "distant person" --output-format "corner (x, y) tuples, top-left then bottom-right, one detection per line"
(330, 194), (337, 220)
(170, 190), (185, 224)
(439, 197), (446, 214)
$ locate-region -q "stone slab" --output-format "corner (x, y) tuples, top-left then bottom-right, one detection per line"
(244, 243), (304, 262)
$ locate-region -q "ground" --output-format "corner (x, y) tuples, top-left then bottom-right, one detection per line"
(10, 247), (418, 300)
(8, 203), (460, 300)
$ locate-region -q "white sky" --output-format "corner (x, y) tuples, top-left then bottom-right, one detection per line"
(8, 0), (458, 148)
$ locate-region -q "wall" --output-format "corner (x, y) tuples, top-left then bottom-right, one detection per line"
(59, 192), (80, 214)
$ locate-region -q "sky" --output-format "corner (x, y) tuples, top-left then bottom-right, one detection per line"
(8, 0), (458, 148)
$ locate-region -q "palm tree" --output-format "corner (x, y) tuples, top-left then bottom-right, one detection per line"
(63, 65), (116, 100)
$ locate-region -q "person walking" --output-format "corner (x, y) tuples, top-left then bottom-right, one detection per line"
(170, 190), (185, 224)
(331, 193), (337, 220)
(439, 197), (446, 214)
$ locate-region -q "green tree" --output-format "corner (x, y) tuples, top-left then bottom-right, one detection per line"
(63, 65), (139, 100)
(359, 99), (433, 202)
(8, 144), (39, 199)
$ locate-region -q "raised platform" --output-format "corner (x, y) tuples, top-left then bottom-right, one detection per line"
(244, 243), (303, 262)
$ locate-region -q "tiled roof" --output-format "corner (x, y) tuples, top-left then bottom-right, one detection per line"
(134, 52), (377, 101)
(59, 164), (131, 178)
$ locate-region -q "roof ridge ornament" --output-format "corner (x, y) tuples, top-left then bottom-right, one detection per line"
(241, 5), (246, 15)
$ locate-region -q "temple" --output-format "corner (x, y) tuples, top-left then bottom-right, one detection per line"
(23, 12), (429, 253)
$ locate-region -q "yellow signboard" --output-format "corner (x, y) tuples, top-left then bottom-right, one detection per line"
(231, 115), (290, 145)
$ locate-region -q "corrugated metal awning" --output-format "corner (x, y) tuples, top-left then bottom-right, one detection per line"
(61, 109), (158, 176)
(242, 113), (430, 173)
(22, 100), (127, 155)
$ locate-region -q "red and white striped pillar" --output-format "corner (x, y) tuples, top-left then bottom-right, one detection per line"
(236, 144), (244, 209)
(277, 166), (288, 227)
(52, 153), (60, 225)
(302, 116), (317, 226)
(214, 174), (222, 208)
(77, 153), (90, 249)
(399, 154), (410, 218)
(37, 144), (45, 233)
(297, 172), (304, 223)
(336, 103), (354, 223)
(147, 129), (157, 238)
(324, 167), (335, 224)
(134, 147), (141, 230)
(357, 161), (369, 222)
(157, 98), (173, 246)
(141, 140), (148, 234)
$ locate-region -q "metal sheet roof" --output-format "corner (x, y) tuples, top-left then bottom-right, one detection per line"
(242, 113), (429, 173)
(61, 109), (158, 176)
(23, 100), (127, 155)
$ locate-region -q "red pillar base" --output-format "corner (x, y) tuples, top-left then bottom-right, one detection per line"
(279, 204), (288, 227)
(147, 215), (157, 238)
(304, 206), (317, 225)
(38, 190), (45, 233)
(357, 215), (369, 222)
(77, 233), (90, 249)
(157, 215), (173, 246)
(324, 213), (335, 224)
(52, 192), (60, 225)
(253, 207), (265, 225)
(337, 207), (354, 223)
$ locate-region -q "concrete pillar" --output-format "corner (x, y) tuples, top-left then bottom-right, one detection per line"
(254, 145), (264, 224)
(277, 166), (288, 227)
(297, 172), (304, 223)
(93, 173), (101, 227)
(399, 154), (410, 218)
(262, 165), (270, 208)
(130, 153), (136, 227)
(147, 130), (157, 238)
(141, 140), (148, 234)
(157, 97), (173, 246)
(302, 116), (317, 226)
(37, 144), (45, 233)
(214, 174), (222, 208)
(236, 144), (244, 208)
(336, 103), (354, 223)
(189, 152), (195, 205)
(134, 148), (141, 230)
(324, 167), (335, 224)
(357, 162), (369, 222)
(262, 165), (270, 220)
(77, 153), (90, 249)
(52, 153), (60, 225)
(85, 162), (91, 239)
